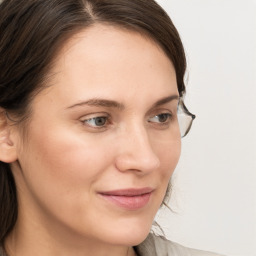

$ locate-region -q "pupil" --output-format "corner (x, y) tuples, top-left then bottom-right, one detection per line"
(159, 114), (167, 122)
(95, 117), (106, 126)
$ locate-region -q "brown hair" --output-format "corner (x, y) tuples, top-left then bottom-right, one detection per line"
(0, 0), (186, 243)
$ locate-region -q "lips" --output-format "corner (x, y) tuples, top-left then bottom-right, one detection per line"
(98, 188), (153, 210)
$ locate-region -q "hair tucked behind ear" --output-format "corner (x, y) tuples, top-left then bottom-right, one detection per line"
(0, 0), (186, 243)
(0, 163), (17, 242)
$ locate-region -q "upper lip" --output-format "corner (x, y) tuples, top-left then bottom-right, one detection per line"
(99, 187), (154, 196)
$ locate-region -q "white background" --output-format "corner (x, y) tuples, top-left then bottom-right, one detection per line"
(155, 1), (256, 256)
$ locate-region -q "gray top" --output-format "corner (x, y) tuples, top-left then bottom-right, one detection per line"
(0, 234), (224, 256)
(136, 233), (224, 256)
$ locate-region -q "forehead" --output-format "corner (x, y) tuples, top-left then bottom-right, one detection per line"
(37, 24), (178, 108)
(53, 24), (175, 74)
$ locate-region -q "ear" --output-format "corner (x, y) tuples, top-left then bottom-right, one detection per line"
(0, 109), (18, 163)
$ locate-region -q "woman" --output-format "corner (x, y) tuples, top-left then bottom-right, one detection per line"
(0, 0), (222, 255)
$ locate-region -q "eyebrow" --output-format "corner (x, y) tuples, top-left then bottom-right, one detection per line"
(151, 95), (179, 108)
(67, 98), (125, 110)
(66, 95), (179, 110)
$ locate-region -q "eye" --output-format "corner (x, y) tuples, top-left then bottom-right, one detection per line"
(82, 116), (109, 128)
(148, 113), (172, 124)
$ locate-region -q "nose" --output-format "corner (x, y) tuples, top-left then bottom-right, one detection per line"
(115, 125), (160, 174)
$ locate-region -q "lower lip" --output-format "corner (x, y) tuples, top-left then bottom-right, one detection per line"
(99, 193), (152, 210)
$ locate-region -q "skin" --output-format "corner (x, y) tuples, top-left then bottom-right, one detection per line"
(2, 24), (181, 256)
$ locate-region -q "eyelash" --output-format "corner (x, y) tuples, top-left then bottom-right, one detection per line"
(81, 114), (111, 129)
(80, 112), (173, 130)
(148, 113), (173, 125)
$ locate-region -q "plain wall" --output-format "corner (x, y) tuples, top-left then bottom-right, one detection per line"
(155, 1), (256, 256)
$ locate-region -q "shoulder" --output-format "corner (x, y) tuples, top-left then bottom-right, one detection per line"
(135, 233), (224, 256)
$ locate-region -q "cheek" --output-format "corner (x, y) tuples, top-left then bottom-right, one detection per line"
(156, 139), (181, 198)
(30, 133), (109, 184)
(15, 126), (116, 230)
(158, 139), (181, 176)
(17, 124), (114, 208)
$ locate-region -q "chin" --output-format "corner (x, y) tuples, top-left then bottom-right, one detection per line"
(94, 197), (163, 246)
(101, 217), (154, 247)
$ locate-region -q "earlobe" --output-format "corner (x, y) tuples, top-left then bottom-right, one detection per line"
(0, 109), (18, 163)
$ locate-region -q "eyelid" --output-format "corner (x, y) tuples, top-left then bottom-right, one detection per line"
(147, 100), (178, 114)
(80, 111), (110, 119)
(149, 106), (175, 116)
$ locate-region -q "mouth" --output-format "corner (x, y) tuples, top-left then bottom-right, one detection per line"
(98, 188), (153, 210)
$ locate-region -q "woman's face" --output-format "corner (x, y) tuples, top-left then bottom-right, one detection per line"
(11, 25), (181, 247)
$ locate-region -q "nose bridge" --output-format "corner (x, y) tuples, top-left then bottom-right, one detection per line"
(115, 121), (160, 173)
